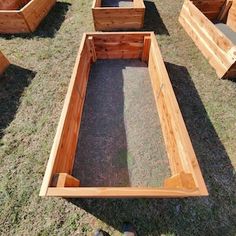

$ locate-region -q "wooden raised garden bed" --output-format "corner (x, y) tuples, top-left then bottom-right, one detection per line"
(0, 51), (9, 75)
(179, 0), (236, 79)
(40, 32), (208, 198)
(92, 0), (145, 31)
(0, 0), (56, 33)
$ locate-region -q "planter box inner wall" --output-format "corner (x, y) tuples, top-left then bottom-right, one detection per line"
(40, 32), (208, 198)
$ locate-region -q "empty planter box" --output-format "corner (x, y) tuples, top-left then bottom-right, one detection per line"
(0, 0), (56, 33)
(92, 0), (145, 31)
(179, 0), (236, 79)
(40, 32), (208, 198)
(0, 51), (9, 75)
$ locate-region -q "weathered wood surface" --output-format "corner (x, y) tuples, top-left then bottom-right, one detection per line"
(40, 32), (208, 198)
(0, 0), (56, 33)
(179, 0), (236, 79)
(92, 0), (145, 31)
(0, 51), (10, 75)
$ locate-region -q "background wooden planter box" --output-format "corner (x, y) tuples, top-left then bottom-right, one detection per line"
(92, 0), (145, 31)
(0, 51), (9, 75)
(179, 0), (236, 79)
(40, 32), (208, 198)
(0, 0), (56, 33)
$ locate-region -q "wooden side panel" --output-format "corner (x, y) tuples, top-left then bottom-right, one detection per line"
(92, 33), (147, 59)
(92, 7), (145, 31)
(191, 0), (225, 20)
(39, 35), (91, 196)
(47, 187), (205, 198)
(179, 0), (236, 78)
(0, 51), (10, 75)
(148, 33), (207, 195)
(227, 0), (236, 31)
(0, 11), (28, 33)
(52, 42), (91, 175)
(22, 0), (56, 32)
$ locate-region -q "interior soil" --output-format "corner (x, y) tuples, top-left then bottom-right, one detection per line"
(101, 0), (133, 7)
(73, 59), (171, 187)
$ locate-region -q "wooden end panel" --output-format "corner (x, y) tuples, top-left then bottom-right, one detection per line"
(21, 0), (56, 32)
(46, 187), (204, 198)
(148, 33), (208, 195)
(92, 33), (146, 59)
(92, 8), (144, 31)
(51, 173), (80, 187)
(0, 51), (10, 75)
(227, 0), (236, 32)
(0, 11), (29, 33)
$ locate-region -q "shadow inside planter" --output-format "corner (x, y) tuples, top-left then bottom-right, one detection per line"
(0, 2), (71, 38)
(69, 63), (235, 236)
(0, 65), (36, 139)
(142, 0), (169, 35)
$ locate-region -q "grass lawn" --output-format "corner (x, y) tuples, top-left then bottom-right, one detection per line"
(0, 0), (235, 235)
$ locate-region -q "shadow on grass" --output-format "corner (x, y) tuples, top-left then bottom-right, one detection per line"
(69, 63), (235, 235)
(0, 2), (71, 39)
(142, 0), (169, 35)
(0, 65), (36, 139)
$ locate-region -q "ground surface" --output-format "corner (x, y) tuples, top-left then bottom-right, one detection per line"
(73, 59), (170, 187)
(0, 0), (235, 235)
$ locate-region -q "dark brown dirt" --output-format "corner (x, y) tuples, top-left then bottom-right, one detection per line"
(73, 59), (170, 187)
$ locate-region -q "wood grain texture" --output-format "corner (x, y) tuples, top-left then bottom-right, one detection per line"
(179, 0), (236, 79)
(47, 187), (204, 198)
(0, 51), (10, 75)
(40, 32), (208, 198)
(227, 0), (236, 31)
(92, 0), (145, 31)
(0, 0), (56, 33)
(51, 173), (80, 187)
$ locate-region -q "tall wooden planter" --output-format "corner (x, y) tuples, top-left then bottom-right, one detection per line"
(0, 51), (9, 75)
(0, 0), (56, 33)
(40, 32), (208, 198)
(92, 0), (145, 31)
(179, 0), (236, 79)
